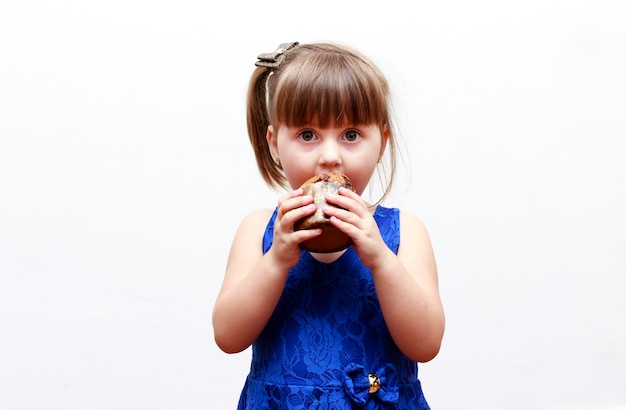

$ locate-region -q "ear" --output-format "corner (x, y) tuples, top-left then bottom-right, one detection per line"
(379, 125), (390, 160)
(266, 125), (280, 164)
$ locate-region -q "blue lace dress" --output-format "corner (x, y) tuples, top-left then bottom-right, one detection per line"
(237, 206), (430, 409)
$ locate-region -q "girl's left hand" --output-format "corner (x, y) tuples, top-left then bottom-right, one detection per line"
(323, 187), (389, 269)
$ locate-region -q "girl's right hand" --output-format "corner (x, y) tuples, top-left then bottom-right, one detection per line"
(269, 188), (321, 269)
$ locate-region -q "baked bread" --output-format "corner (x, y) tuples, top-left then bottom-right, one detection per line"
(294, 173), (354, 253)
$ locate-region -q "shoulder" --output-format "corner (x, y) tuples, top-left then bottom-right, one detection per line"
(397, 210), (439, 285)
(234, 208), (275, 238)
(218, 208), (276, 300)
(226, 208), (275, 270)
(241, 207), (275, 225)
(398, 210), (434, 253)
(376, 206), (428, 234)
(399, 210), (428, 232)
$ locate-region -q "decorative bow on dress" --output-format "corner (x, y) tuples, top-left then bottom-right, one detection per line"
(342, 363), (399, 407)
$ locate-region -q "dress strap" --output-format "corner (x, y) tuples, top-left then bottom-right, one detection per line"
(373, 206), (400, 255)
(262, 209), (278, 254)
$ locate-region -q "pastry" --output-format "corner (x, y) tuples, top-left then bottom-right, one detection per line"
(294, 173), (354, 253)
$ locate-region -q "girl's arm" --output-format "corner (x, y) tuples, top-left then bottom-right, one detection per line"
(370, 211), (445, 363)
(212, 191), (320, 353)
(325, 189), (445, 363)
(212, 208), (284, 354)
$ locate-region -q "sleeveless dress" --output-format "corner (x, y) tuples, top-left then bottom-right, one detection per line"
(237, 206), (430, 409)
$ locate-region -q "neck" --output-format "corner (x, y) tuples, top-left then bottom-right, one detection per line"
(310, 249), (347, 264)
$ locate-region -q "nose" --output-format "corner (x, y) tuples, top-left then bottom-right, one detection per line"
(318, 140), (342, 169)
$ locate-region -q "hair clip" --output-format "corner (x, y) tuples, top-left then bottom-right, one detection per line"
(255, 41), (300, 68)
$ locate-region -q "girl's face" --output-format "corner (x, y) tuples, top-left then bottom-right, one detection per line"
(267, 123), (388, 195)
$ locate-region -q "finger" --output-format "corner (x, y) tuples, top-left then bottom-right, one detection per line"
(277, 190), (313, 218)
(280, 196), (313, 218)
(327, 213), (361, 239)
(324, 206), (361, 229)
(294, 227), (323, 242)
(281, 202), (316, 227)
(277, 188), (304, 209)
(325, 191), (368, 217)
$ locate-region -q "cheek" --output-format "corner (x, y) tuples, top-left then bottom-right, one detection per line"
(282, 163), (315, 189)
(346, 166), (379, 195)
(354, 154), (382, 192)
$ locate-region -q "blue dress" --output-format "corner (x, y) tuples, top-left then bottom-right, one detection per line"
(237, 206), (430, 409)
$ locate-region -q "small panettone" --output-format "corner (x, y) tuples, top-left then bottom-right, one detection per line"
(294, 173), (355, 253)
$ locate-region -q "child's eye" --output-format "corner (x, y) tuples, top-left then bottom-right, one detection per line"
(298, 130), (317, 142)
(343, 129), (361, 142)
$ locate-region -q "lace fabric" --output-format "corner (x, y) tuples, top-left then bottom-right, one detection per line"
(237, 206), (430, 409)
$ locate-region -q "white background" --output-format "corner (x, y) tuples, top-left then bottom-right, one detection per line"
(1, 0), (625, 409)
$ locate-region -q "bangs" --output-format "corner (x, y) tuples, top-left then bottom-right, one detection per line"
(271, 51), (389, 128)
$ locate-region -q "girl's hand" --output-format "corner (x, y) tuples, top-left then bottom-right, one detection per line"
(269, 188), (321, 268)
(323, 187), (389, 268)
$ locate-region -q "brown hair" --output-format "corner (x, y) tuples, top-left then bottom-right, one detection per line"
(247, 42), (398, 202)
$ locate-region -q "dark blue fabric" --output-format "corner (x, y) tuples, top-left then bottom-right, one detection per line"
(237, 206), (430, 409)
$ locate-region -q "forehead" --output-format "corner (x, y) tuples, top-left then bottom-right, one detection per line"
(272, 53), (388, 129)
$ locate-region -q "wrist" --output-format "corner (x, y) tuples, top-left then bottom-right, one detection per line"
(265, 245), (299, 274)
(365, 246), (396, 274)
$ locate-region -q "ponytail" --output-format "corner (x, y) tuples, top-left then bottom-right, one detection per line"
(246, 67), (286, 189)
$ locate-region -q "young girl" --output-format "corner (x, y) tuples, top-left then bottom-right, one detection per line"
(212, 41), (445, 409)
